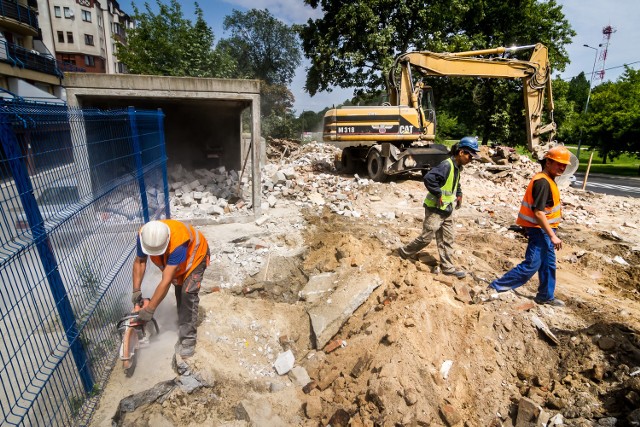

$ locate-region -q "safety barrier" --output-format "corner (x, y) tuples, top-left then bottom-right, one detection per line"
(0, 100), (169, 425)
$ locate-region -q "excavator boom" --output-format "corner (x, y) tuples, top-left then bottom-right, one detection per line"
(389, 43), (555, 156)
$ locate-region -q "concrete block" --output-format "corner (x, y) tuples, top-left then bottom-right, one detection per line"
(307, 273), (382, 349)
(299, 272), (337, 303)
(273, 350), (295, 375)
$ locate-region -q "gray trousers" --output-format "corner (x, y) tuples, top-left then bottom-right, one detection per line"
(400, 207), (456, 271)
(174, 255), (208, 348)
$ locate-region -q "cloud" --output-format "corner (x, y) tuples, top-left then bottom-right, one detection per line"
(221, 0), (322, 24)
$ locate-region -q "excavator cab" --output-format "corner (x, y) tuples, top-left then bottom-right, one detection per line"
(416, 83), (436, 140)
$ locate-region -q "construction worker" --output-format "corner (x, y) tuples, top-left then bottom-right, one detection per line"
(132, 219), (210, 358)
(483, 146), (571, 306)
(397, 136), (480, 278)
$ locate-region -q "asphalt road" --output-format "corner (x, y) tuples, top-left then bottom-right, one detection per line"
(573, 172), (640, 198)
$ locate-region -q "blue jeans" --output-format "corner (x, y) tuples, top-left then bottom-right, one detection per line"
(490, 228), (556, 301)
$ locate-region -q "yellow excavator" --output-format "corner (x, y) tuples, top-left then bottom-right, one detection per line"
(323, 43), (558, 181)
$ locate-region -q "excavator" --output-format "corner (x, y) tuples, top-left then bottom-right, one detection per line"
(323, 43), (562, 181)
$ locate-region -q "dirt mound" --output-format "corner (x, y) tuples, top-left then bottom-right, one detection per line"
(98, 143), (640, 427)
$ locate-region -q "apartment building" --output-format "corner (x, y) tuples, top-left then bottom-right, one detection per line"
(38, 0), (131, 74)
(0, 0), (63, 100)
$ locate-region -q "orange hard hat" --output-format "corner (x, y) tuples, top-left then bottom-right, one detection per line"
(544, 146), (571, 165)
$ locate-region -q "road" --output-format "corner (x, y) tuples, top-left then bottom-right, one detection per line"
(573, 172), (640, 198)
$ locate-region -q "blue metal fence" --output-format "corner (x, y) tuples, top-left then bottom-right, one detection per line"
(0, 100), (169, 426)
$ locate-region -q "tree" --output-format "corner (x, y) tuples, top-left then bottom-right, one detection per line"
(115, 0), (233, 77)
(567, 72), (590, 113)
(582, 68), (640, 162)
(218, 9), (302, 137)
(552, 77), (581, 144)
(300, 0), (575, 146)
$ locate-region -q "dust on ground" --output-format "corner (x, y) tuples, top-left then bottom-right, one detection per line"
(93, 142), (640, 427)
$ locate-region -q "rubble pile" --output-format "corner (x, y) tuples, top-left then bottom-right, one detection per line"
(103, 139), (640, 427)
(167, 163), (251, 218)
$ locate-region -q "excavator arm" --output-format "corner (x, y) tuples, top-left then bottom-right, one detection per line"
(388, 43), (555, 158)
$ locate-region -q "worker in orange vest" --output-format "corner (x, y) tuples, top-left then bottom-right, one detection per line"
(481, 146), (571, 306)
(132, 219), (210, 358)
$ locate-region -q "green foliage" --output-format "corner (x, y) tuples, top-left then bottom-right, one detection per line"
(219, 9), (301, 86)
(115, 0), (229, 77)
(552, 77), (581, 143)
(263, 111), (298, 139)
(567, 147), (640, 176)
(218, 8), (302, 138)
(581, 68), (640, 163)
(567, 72), (589, 112)
(433, 110), (463, 142)
(299, 0), (575, 145)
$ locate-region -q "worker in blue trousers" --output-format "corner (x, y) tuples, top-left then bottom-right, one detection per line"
(476, 146), (571, 306)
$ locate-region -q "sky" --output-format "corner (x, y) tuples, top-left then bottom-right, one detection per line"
(124, 0), (640, 115)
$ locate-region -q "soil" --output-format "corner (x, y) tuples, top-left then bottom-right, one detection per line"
(91, 143), (640, 427)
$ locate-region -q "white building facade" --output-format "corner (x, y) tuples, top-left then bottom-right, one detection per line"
(38, 0), (131, 74)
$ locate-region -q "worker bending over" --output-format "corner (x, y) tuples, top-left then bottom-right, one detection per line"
(132, 219), (210, 358)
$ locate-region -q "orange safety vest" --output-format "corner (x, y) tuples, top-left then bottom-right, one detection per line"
(516, 173), (562, 228)
(147, 219), (209, 284)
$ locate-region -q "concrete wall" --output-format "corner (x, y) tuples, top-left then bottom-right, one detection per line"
(62, 73), (263, 217)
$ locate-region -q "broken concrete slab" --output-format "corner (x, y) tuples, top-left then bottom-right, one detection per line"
(307, 273), (382, 349)
(299, 272), (337, 303)
(235, 397), (286, 426)
(112, 379), (176, 425)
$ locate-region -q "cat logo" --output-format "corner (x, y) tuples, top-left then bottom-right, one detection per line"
(399, 125), (414, 134)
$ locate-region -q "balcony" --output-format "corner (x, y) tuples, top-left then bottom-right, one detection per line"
(56, 60), (86, 73)
(0, 40), (63, 78)
(0, 0), (38, 35)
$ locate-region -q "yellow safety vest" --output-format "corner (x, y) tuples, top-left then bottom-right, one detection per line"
(424, 158), (458, 211)
(516, 173), (562, 228)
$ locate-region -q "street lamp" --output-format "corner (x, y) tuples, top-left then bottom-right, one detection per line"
(576, 43), (601, 159)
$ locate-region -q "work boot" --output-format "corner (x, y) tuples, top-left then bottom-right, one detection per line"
(534, 297), (565, 307)
(396, 247), (415, 260)
(442, 269), (466, 279)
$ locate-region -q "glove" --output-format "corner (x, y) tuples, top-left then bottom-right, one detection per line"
(137, 307), (155, 322)
(456, 195), (463, 209)
(131, 290), (142, 305)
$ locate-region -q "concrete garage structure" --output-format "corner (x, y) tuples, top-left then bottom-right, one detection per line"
(62, 73), (262, 218)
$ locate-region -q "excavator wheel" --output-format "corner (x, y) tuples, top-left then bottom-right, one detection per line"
(367, 150), (388, 182)
(340, 148), (356, 174)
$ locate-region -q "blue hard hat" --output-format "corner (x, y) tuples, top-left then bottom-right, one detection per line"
(458, 136), (480, 158)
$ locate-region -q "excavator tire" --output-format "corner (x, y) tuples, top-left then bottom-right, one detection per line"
(367, 150), (388, 182)
(341, 148), (356, 174)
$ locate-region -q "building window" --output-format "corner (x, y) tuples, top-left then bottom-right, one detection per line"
(54, 6), (61, 18)
(97, 14), (103, 27)
(67, 32), (74, 43)
(57, 31), (64, 43)
(81, 10), (91, 22)
(61, 54), (75, 65)
(84, 34), (94, 46)
(63, 7), (72, 18)
(84, 55), (95, 67)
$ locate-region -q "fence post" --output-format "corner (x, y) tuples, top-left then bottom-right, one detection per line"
(0, 115), (94, 393)
(157, 108), (170, 219)
(128, 106), (150, 223)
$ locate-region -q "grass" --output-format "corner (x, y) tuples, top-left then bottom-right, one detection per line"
(566, 147), (640, 176)
(443, 139), (640, 176)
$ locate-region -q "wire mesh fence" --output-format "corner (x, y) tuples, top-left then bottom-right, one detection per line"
(0, 100), (168, 426)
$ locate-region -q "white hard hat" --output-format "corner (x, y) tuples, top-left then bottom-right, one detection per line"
(139, 221), (170, 255)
